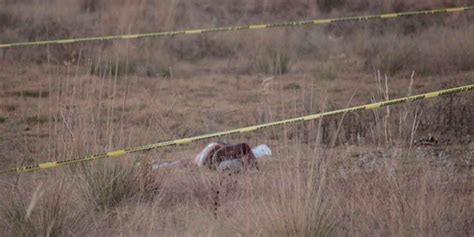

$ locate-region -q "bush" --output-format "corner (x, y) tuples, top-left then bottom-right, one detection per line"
(79, 162), (160, 212)
(0, 181), (87, 236)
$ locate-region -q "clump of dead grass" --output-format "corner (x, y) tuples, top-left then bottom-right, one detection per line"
(0, 177), (88, 236)
(78, 161), (161, 212)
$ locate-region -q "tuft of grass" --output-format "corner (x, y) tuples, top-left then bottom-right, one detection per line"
(253, 48), (291, 75)
(79, 162), (161, 212)
(0, 193), (36, 236)
(90, 60), (137, 77)
(256, 162), (336, 236)
(0, 181), (88, 236)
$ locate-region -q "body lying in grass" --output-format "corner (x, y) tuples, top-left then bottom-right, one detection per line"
(153, 143), (272, 173)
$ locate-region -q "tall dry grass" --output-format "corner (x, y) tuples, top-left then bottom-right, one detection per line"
(2, 0), (474, 76)
(1, 135), (471, 235)
(0, 53), (472, 235)
(0, 0), (473, 236)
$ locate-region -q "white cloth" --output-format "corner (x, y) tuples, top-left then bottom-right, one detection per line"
(252, 144), (272, 159)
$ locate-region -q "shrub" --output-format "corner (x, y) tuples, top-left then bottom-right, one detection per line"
(0, 181), (87, 236)
(79, 161), (161, 212)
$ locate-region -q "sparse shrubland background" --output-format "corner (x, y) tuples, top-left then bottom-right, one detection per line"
(0, 0), (473, 236)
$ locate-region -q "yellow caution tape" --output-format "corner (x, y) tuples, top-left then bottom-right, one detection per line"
(0, 6), (473, 48)
(107, 150), (127, 158)
(0, 84), (472, 175)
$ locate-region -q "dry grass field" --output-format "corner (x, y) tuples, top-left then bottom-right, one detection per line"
(0, 0), (473, 236)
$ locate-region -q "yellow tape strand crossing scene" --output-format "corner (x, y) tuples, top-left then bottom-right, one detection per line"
(0, 6), (473, 48)
(1, 1), (473, 235)
(1, 84), (472, 175)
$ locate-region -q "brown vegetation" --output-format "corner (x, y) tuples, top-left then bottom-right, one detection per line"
(0, 0), (473, 236)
